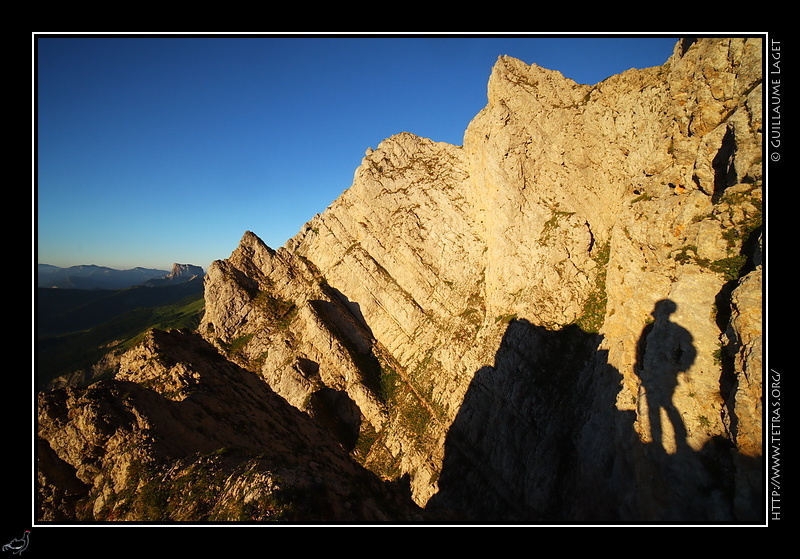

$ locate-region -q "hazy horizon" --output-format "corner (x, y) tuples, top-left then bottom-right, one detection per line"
(37, 262), (202, 273)
(36, 33), (682, 272)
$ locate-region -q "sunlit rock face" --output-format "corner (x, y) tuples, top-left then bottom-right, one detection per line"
(38, 37), (763, 523)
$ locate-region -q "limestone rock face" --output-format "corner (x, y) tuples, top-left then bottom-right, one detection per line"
(37, 37), (764, 523)
(165, 263), (205, 281)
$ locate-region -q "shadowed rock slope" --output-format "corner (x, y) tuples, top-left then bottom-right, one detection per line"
(37, 37), (764, 523)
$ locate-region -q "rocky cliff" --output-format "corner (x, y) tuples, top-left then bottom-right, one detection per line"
(37, 37), (764, 523)
(144, 263), (205, 286)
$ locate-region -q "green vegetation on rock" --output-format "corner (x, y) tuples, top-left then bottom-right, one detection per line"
(575, 241), (610, 333)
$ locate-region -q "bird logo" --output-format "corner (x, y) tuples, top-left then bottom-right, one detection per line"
(2, 531), (29, 555)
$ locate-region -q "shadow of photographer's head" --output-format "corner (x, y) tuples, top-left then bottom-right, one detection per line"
(652, 298), (677, 320)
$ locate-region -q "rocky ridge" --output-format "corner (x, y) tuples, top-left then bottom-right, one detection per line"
(37, 37), (764, 523)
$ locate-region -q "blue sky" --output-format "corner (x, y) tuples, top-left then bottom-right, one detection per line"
(35, 33), (680, 272)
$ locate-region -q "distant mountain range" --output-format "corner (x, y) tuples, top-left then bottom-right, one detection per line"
(37, 263), (204, 290)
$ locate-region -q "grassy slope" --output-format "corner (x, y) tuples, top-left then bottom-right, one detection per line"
(36, 283), (205, 388)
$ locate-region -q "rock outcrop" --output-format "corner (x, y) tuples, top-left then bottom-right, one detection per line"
(37, 37), (764, 523)
(144, 263), (205, 286)
(165, 263), (205, 282)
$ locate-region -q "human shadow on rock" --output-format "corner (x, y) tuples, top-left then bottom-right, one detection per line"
(635, 299), (695, 455)
(425, 314), (762, 523)
(631, 299), (763, 523)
